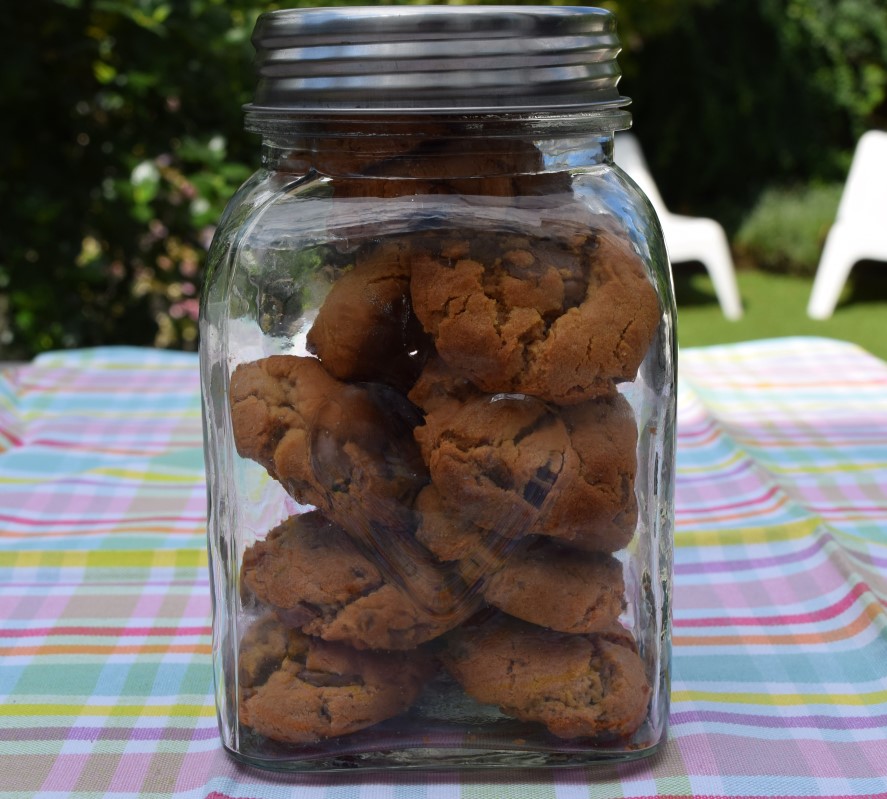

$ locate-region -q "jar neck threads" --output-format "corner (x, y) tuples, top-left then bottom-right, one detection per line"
(245, 6), (628, 115)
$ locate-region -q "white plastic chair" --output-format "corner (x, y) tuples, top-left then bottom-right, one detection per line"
(807, 130), (887, 319)
(615, 132), (743, 319)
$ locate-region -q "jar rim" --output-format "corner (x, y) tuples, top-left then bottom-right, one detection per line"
(246, 5), (630, 115)
(244, 110), (633, 141)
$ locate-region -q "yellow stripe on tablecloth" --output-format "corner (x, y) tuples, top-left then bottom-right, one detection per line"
(90, 467), (202, 482)
(0, 703), (216, 717)
(0, 469), (202, 485)
(672, 688), (887, 706)
(0, 549), (206, 569)
(676, 451), (745, 474)
(674, 517), (820, 548)
(758, 460), (887, 474)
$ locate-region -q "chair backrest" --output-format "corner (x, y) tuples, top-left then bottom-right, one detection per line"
(836, 129), (887, 222)
(613, 132), (670, 216)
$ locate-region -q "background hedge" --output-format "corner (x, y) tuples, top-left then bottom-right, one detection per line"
(2, 0), (885, 358)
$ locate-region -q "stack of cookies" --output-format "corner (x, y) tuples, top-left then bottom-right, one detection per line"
(229, 197), (661, 745)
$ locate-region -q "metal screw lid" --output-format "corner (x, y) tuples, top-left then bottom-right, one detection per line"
(246, 5), (628, 114)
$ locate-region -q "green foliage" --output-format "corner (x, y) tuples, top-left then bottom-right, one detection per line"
(0, 0), (269, 355)
(775, 0), (887, 124)
(624, 0), (887, 224)
(734, 183), (843, 276)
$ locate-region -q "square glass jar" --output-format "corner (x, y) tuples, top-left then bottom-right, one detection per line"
(199, 5), (675, 772)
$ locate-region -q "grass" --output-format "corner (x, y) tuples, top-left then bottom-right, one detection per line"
(674, 261), (887, 361)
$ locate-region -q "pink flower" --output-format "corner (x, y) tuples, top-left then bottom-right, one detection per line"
(170, 298), (200, 321)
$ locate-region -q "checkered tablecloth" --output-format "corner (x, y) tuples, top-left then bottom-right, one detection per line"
(1, 337), (886, 798)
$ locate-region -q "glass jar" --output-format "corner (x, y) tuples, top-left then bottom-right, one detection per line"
(200, 5), (675, 772)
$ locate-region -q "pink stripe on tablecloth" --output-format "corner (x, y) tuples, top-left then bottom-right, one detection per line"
(677, 459), (755, 484)
(671, 710), (887, 731)
(675, 557), (858, 611)
(675, 538), (828, 575)
(107, 753), (156, 793)
(677, 733), (887, 778)
(674, 582), (871, 627)
(23, 438), (203, 454)
(0, 425), (23, 447)
(677, 486), (781, 515)
(0, 512), (206, 527)
(1, 625), (212, 638)
(39, 749), (92, 792)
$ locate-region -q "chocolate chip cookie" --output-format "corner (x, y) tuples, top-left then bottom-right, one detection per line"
(478, 539), (626, 635)
(325, 133), (567, 199)
(415, 487), (625, 634)
(410, 228), (660, 404)
(414, 391), (639, 552)
(241, 512), (480, 650)
(306, 239), (430, 389)
(441, 613), (651, 740)
(407, 356), (480, 418)
(363, 137), (567, 197)
(239, 613), (431, 744)
(229, 355), (427, 541)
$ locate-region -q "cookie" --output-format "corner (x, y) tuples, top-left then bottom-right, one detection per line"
(306, 239), (431, 389)
(414, 484), (500, 563)
(229, 355), (427, 541)
(410, 228), (660, 404)
(541, 396), (640, 550)
(478, 539), (626, 635)
(241, 512), (480, 650)
(414, 391), (638, 552)
(331, 177), (453, 200)
(285, 118), (450, 177)
(441, 613), (651, 740)
(407, 355), (480, 417)
(416, 487), (625, 634)
(239, 613), (431, 744)
(331, 134), (577, 204)
(365, 137), (562, 197)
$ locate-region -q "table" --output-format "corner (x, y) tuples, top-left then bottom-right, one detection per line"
(1, 337), (885, 798)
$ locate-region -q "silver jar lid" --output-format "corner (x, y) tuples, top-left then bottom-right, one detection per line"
(246, 5), (628, 114)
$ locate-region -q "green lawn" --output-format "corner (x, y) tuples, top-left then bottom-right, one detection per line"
(674, 262), (887, 361)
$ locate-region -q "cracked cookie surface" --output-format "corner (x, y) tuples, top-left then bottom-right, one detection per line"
(413, 391), (639, 552)
(410, 229), (660, 404)
(242, 512), (480, 650)
(441, 613), (651, 740)
(229, 355), (427, 541)
(238, 613), (431, 744)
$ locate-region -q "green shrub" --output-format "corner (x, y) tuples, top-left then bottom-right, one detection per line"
(734, 183), (843, 276)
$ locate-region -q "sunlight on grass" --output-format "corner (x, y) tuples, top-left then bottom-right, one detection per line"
(675, 263), (887, 361)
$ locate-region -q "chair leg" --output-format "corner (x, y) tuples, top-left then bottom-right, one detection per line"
(702, 227), (743, 320)
(807, 227), (858, 319)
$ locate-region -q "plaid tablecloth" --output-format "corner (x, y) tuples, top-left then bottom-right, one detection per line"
(1, 337), (885, 798)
